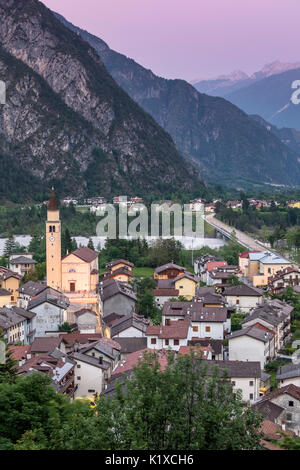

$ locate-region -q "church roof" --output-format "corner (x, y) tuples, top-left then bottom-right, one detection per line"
(67, 247), (99, 263)
(48, 189), (58, 211)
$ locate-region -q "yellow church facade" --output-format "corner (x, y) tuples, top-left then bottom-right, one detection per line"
(46, 190), (99, 302)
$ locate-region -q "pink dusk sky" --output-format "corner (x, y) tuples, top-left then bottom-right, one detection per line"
(43, 0), (300, 81)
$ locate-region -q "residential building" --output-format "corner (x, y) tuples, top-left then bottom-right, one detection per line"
(162, 300), (231, 339)
(74, 308), (98, 333)
(109, 312), (149, 338)
(28, 292), (69, 337)
(71, 338), (121, 398)
(187, 338), (223, 360)
(276, 363), (300, 388)
(241, 300), (293, 352)
(255, 384), (300, 435)
(205, 360), (261, 404)
(113, 337), (147, 359)
(102, 259), (134, 283)
(207, 265), (238, 287)
(154, 263), (186, 280)
(146, 320), (190, 351)
(9, 253), (37, 277)
(153, 288), (180, 308)
(0, 307), (26, 344)
(238, 251), (261, 277)
(154, 272), (199, 302)
(246, 251), (292, 287)
(17, 281), (48, 309)
(0, 288), (12, 307)
(59, 332), (102, 354)
(223, 284), (263, 313)
(0, 267), (22, 305)
(228, 326), (275, 368)
(98, 279), (137, 317)
(17, 349), (76, 399)
(268, 267), (300, 294)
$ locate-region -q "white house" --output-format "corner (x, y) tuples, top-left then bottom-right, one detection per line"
(74, 308), (98, 334)
(228, 326), (275, 368)
(162, 300), (230, 340)
(207, 360), (261, 404)
(146, 320), (189, 351)
(223, 284), (263, 313)
(110, 312), (149, 338)
(72, 338), (121, 399)
(276, 364), (300, 388)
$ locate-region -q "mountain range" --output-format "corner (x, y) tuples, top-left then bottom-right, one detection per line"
(0, 0), (201, 200)
(194, 62), (300, 131)
(0, 0), (300, 203)
(55, 13), (300, 188)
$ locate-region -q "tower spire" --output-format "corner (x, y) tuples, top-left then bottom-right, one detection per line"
(48, 188), (58, 211)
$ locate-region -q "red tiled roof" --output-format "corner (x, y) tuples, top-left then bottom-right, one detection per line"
(206, 261), (228, 272)
(66, 247), (99, 263)
(146, 320), (189, 339)
(152, 289), (179, 297)
(59, 332), (102, 347)
(112, 349), (169, 377)
(108, 259), (134, 268)
(239, 251), (261, 259)
(259, 384), (300, 403)
(8, 345), (31, 361)
(178, 345), (211, 359)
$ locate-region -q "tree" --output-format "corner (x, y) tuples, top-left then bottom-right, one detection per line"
(279, 434), (300, 450)
(58, 322), (72, 333)
(3, 234), (16, 258)
(0, 330), (18, 384)
(94, 351), (263, 450)
(87, 238), (95, 251)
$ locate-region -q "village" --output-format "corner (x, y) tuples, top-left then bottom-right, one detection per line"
(0, 190), (299, 449)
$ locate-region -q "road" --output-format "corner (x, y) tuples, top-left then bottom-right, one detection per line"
(205, 213), (266, 252)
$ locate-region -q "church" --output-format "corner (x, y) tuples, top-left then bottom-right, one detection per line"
(46, 189), (99, 307)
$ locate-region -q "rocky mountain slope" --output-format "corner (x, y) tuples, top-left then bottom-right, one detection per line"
(0, 0), (201, 200)
(251, 115), (300, 155)
(56, 13), (300, 187)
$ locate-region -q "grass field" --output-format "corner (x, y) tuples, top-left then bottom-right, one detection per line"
(133, 267), (155, 278)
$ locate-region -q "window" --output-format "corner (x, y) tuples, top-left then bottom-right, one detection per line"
(165, 319), (170, 326)
(151, 338), (156, 345)
(249, 393), (253, 400)
(232, 381), (236, 386)
(77, 377), (81, 381)
(205, 326), (211, 332)
(174, 339), (179, 346)
(236, 299), (239, 305)
(193, 326), (198, 332)
(286, 413), (292, 421)
(165, 339), (169, 346)
(268, 268), (271, 274)
(77, 364), (81, 368)
(289, 401), (294, 407)
(249, 381), (254, 386)
(88, 389), (95, 393)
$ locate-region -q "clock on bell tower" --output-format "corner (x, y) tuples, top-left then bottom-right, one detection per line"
(46, 188), (62, 290)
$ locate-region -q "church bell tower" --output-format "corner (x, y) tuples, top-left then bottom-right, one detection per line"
(46, 188), (62, 290)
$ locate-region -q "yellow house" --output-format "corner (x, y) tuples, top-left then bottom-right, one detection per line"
(251, 252), (292, 287)
(0, 268), (21, 305)
(173, 273), (199, 300)
(62, 247), (99, 294)
(0, 288), (12, 307)
(154, 263), (186, 280)
(104, 260), (134, 283)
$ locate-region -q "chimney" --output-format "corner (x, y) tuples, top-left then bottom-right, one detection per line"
(26, 353), (31, 360)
